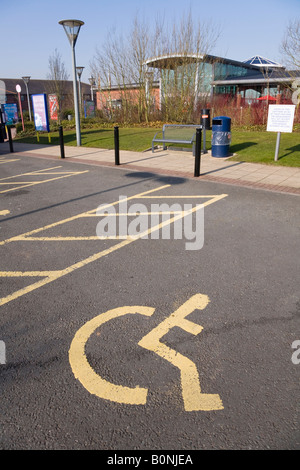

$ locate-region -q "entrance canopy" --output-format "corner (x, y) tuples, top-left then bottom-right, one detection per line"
(144, 54), (204, 69)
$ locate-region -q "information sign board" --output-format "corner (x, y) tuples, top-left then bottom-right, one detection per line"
(267, 105), (295, 133)
(32, 94), (50, 132)
(2, 103), (18, 124)
(49, 94), (58, 121)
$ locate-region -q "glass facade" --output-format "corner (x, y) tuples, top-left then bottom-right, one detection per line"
(160, 61), (213, 97)
(213, 62), (257, 81)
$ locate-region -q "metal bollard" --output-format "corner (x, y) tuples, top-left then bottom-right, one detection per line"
(114, 126), (120, 165)
(59, 126), (65, 159)
(194, 127), (202, 177)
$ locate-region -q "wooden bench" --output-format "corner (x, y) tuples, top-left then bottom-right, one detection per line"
(152, 124), (202, 154)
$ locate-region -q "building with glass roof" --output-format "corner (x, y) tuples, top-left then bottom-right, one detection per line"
(95, 53), (299, 116)
(144, 53), (299, 105)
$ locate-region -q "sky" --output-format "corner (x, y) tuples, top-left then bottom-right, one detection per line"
(1, 0), (299, 87)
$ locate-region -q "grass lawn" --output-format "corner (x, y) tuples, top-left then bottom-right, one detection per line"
(14, 126), (300, 167)
(228, 130), (300, 167)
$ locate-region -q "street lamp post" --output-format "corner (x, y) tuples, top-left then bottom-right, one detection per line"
(76, 66), (84, 116)
(59, 19), (84, 146)
(22, 76), (32, 121)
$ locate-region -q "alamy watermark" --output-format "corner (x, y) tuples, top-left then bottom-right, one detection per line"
(292, 79), (300, 105)
(96, 196), (204, 251)
(0, 340), (5, 364)
(291, 340), (300, 365)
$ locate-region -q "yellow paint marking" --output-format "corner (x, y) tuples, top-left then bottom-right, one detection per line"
(0, 166), (63, 181)
(0, 170), (89, 194)
(69, 306), (155, 405)
(139, 294), (223, 411)
(82, 211), (184, 216)
(0, 159), (20, 164)
(69, 294), (223, 411)
(0, 210), (10, 216)
(0, 238), (132, 306)
(0, 182), (40, 184)
(0, 270), (58, 277)
(138, 195), (223, 198)
(0, 184), (171, 246)
(0, 188), (227, 306)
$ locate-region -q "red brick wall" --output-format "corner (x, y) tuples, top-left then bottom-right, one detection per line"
(96, 86), (160, 111)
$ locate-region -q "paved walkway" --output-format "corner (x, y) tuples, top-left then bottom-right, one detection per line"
(1, 141), (300, 194)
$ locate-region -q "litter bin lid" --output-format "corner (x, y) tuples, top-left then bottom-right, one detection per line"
(212, 116), (231, 130)
(212, 116), (231, 123)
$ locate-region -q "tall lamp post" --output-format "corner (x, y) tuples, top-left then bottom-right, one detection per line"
(22, 76), (32, 121)
(59, 19), (84, 146)
(76, 66), (84, 116)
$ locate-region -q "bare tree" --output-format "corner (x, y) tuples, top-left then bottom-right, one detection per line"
(47, 49), (69, 122)
(150, 11), (221, 122)
(280, 19), (300, 70)
(90, 11), (221, 123)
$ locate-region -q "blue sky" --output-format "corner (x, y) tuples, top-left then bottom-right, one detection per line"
(1, 0), (299, 85)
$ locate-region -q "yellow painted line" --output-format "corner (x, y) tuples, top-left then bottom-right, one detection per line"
(69, 306), (155, 405)
(22, 236), (115, 241)
(137, 195), (222, 198)
(0, 189), (227, 306)
(0, 270), (57, 277)
(0, 166), (63, 181)
(139, 294), (223, 411)
(0, 239), (132, 306)
(82, 211), (184, 217)
(0, 182), (41, 184)
(0, 184), (171, 246)
(0, 171), (89, 194)
(0, 210), (10, 216)
(0, 159), (20, 164)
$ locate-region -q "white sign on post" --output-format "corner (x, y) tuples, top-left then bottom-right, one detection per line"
(267, 104), (295, 133)
(266, 105), (296, 161)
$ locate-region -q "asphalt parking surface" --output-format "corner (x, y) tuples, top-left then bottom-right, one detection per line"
(0, 154), (299, 451)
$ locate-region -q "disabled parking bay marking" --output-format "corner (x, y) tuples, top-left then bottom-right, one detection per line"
(0, 186), (227, 307)
(0, 166), (89, 194)
(69, 294), (224, 412)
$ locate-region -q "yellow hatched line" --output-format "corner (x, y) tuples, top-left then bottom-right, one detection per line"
(0, 184), (170, 245)
(0, 188), (227, 306)
(0, 159), (20, 164)
(0, 170), (89, 194)
(0, 166), (62, 181)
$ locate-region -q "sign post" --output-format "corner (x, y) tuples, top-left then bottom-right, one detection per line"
(16, 84), (24, 131)
(266, 105), (296, 161)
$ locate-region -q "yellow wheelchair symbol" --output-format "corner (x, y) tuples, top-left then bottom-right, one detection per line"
(69, 294), (223, 411)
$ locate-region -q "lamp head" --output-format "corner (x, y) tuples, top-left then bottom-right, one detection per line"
(76, 66), (84, 79)
(59, 19), (84, 46)
(22, 76), (31, 84)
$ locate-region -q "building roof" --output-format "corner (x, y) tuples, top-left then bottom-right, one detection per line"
(212, 69), (300, 86)
(144, 53), (204, 69)
(0, 78), (91, 96)
(144, 53), (258, 70)
(243, 56), (285, 69)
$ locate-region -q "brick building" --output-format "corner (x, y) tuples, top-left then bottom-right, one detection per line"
(0, 78), (92, 116)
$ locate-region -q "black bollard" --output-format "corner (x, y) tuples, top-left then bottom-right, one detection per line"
(114, 126), (120, 165)
(194, 127), (202, 177)
(59, 126), (65, 159)
(7, 126), (14, 153)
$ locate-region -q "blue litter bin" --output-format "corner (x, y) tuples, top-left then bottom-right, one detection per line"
(211, 116), (231, 157)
